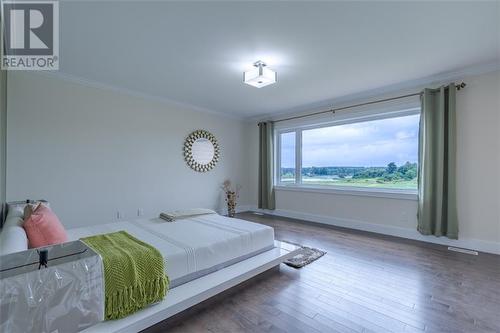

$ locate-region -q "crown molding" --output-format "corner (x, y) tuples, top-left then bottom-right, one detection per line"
(30, 71), (246, 121)
(26, 60), (499, 123)
(250, 61), (500, 122)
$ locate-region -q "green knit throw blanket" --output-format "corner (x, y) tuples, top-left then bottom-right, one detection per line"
(81, 231), (169, 320)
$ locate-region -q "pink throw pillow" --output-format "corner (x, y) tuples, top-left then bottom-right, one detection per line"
(23, 204), (68, 248)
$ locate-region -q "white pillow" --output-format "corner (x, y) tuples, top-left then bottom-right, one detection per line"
(6, 205), (24, 218)
(0, 226), (29, 255)
(3, 215), (24, 228)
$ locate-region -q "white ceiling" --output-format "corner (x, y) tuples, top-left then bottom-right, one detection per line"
(59, 1), (499, 118)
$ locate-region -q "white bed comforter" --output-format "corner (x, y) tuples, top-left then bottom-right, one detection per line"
(66, 214), (275, 286)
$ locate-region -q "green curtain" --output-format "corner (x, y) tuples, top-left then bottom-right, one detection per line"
(417, 84), (458, 239)
(258, 121), (275, 210)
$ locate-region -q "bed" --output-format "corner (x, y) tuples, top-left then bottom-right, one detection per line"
(66, 214), (276, 288)
(73, 213), (299, 333)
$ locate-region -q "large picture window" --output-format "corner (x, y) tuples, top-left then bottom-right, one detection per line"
(277, 111), (420, 192)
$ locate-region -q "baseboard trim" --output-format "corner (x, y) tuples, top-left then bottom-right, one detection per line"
(216, 205), (254, 216)
(242, 206), (500, 255)
(235, 205), (254, 214)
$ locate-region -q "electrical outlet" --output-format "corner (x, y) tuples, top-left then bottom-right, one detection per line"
(137, 208), (144, 217)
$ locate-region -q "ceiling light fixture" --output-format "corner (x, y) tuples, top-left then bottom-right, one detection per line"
(243, 61), (277, 88)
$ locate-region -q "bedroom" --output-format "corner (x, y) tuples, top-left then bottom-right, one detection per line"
(0, 1), (499, 332)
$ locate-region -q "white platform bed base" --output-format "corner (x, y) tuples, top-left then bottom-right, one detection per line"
(82, 240), (300, 333)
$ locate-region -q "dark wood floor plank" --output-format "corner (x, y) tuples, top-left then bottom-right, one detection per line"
(258, 274), (372, 333)
(143, 212), (500, 333)
(261, 268), (473, 333)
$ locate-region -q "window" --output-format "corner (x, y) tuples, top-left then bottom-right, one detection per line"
(279, 131), (296, 183)
(277, 112), (420, 192)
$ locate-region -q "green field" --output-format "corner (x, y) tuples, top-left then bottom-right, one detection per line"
(300, 176), (417, 189)
(280, 162), (418, 190)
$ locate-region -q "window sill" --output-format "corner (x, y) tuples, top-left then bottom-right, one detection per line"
(274, 184), (418, 201)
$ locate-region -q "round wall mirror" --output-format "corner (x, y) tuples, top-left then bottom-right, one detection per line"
(184, 130), (220, 172)
(191, 138), (215, 164)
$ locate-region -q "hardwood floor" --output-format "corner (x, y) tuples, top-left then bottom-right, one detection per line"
(144, 212), (500, 333)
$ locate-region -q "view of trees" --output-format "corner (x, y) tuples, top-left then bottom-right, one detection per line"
(280, 162), (418, 189)
(351, 161), (417, 181)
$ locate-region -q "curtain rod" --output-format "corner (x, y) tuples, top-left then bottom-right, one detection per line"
(263, 82), (466, 125)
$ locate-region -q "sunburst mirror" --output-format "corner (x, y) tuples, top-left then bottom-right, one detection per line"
(184, 130), (220, 172)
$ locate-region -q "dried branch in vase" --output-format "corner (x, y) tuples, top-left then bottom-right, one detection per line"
(220, 180), (241, 217)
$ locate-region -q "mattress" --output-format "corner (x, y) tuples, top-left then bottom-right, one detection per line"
(66, 214), (275, 288)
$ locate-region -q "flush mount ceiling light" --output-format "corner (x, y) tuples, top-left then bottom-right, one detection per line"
(243, 61), (277, 88)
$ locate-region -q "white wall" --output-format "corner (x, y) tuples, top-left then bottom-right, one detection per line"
(455, 71), (500, 246)
(246, 70), (500, 254)
(0, 70), (6, 221)
(6, 72), (251, 228)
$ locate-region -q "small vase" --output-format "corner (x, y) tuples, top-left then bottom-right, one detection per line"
(226, 191), (237, 217)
